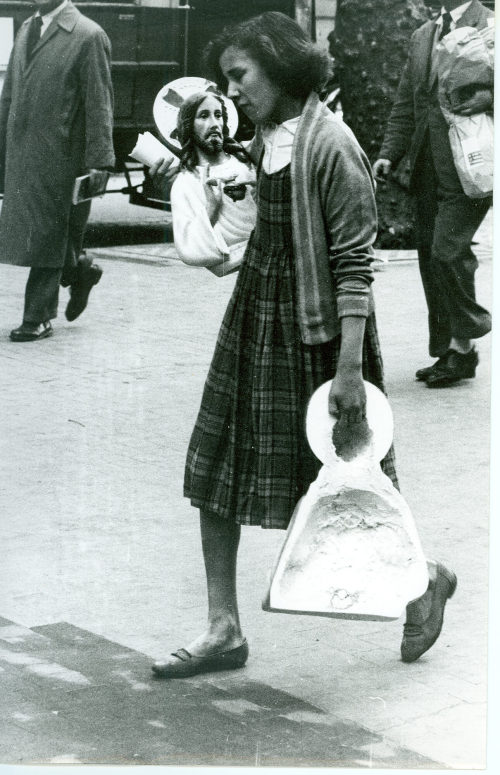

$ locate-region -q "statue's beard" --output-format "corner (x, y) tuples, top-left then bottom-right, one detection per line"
(195, 134), (224, 158)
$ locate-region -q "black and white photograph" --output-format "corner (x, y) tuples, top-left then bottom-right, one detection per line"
(0, 0), (496, 770)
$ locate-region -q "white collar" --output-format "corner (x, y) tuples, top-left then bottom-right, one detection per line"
(437, 2), (472, 24)
(36, 0), (68, 29)
(261, 116), (301, 174)
(263, 116), (301, 138)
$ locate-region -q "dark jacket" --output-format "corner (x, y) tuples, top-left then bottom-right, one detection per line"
(379, 0), (493, 189)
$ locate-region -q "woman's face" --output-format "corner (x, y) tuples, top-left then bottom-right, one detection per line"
(219, 46), (283, 125)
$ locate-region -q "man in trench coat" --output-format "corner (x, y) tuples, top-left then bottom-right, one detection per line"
(0, 0), (115, 341)
(373, 0), (493, 388)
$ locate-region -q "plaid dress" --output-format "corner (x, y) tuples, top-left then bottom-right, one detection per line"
(184, 165), (398, 529)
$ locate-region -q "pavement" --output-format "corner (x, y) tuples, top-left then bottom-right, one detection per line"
(0, 209), (495, 770)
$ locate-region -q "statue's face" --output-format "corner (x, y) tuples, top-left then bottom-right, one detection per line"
(193, 95), (225, 156)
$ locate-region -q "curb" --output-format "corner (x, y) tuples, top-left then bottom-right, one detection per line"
(87, 244), (180, 267)
(88, 243), (490, 268)
(89, 244), (420, 267)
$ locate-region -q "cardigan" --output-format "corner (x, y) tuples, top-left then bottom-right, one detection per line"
(250, 93), (376, 345)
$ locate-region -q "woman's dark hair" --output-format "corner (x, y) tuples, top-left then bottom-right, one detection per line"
(204, 11), (331, 100)
(176, 91), (249, 171)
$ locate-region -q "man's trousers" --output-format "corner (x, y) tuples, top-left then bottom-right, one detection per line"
(22, 200), (91, 325)
(413, 131), (491, 358)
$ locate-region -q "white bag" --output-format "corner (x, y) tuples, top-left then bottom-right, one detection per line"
(437, 26), (494, 113)
(263, 381), (429, 621)
(448, 112), (494, 199)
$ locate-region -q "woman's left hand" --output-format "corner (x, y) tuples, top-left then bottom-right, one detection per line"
(328, 371), (372, 461)
(328, 369), (366, 425)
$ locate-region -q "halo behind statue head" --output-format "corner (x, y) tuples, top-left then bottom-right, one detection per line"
(153, 77), (239, 154)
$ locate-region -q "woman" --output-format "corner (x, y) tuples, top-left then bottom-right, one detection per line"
(152, 12), (456, 678)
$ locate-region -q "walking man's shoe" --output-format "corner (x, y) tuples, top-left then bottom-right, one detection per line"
(9, 321), (53, 342)
(65, 262), (103, 322)
(415, 351), (451, 381)
(401, 562), (457, 663)
(426, 348), (478, 388)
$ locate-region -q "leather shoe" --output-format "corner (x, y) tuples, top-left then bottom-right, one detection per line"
(65, 262), (103, 322)
(152, 639), (249, 679)
(426, 348), (478, 388)
(401, 562), (457, 663)
(10, 321), (53, 342)
(415, 351), (451, 381)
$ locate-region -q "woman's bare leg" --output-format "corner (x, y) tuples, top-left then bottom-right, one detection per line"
(178, 510), (244, 657)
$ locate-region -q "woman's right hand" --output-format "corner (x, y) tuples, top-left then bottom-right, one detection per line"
(150, 156), (178, 183)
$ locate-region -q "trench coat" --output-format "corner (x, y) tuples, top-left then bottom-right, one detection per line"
(0, 2), (115, 268)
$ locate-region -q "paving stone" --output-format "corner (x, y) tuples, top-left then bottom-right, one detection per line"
(0, 610), (444, 767)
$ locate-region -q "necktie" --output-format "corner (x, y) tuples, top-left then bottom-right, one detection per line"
(26, 15), (43, 61)
(438, 11), (453, 40)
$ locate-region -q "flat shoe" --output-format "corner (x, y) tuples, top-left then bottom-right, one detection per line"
(401, 563), (457, 663)
(152, 639), (249, 679)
